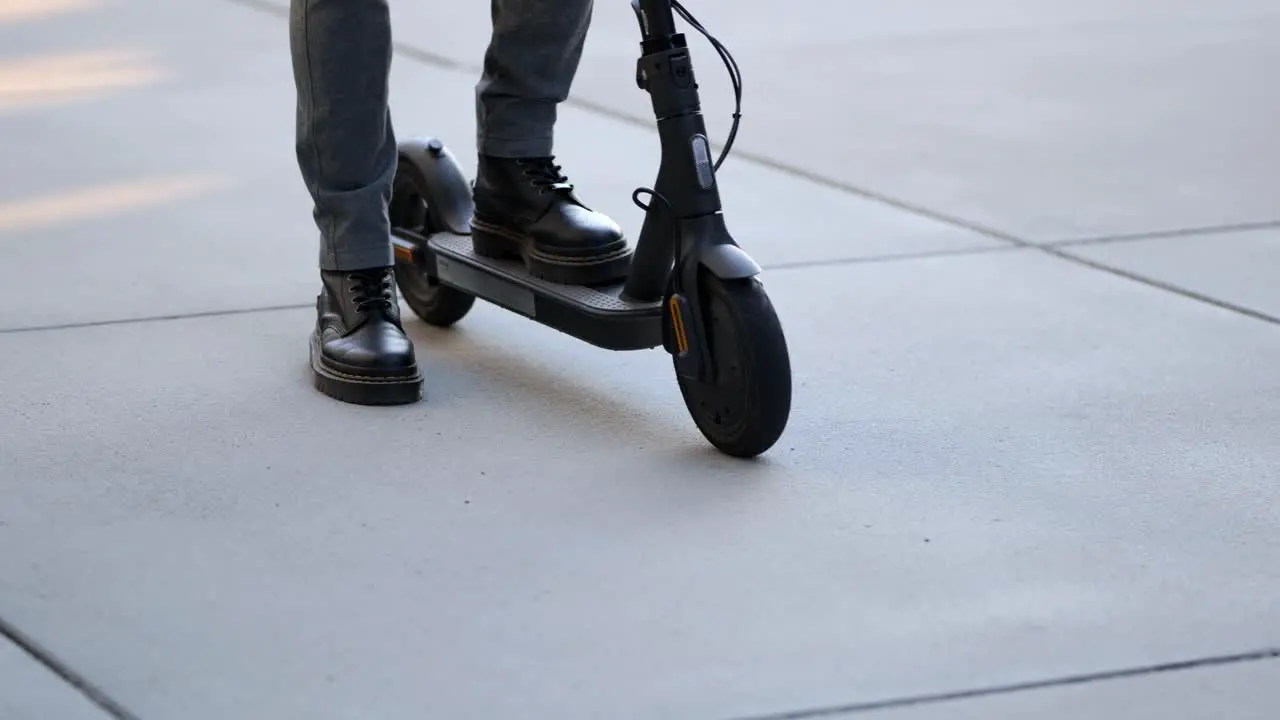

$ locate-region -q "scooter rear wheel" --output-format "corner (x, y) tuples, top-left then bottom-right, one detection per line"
(389, 158), (475, 328)
(676, 273), (792, 458)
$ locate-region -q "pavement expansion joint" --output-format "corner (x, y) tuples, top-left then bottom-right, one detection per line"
(730, 647), (1280, 720)
(0, 615), (140, 720)
(0, 303), (314, 335)
(1048, 220), (1280, 248)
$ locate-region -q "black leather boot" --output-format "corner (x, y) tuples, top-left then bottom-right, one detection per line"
(471, 155), (632, 285)
(310, 267), (423, 405)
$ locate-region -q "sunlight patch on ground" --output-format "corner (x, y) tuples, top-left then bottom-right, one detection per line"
(0, 49), (164, 113)
(0, 0), (101, 24)
(0, 176), (230, 235)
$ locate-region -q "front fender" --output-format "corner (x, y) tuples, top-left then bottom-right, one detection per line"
(397, 138), (473, 235)
(698, 241), (761, 280)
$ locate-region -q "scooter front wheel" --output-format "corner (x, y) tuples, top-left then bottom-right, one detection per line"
(676, 273), (792, 458)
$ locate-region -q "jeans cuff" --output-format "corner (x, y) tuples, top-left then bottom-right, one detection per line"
(320, 241), (395, 272)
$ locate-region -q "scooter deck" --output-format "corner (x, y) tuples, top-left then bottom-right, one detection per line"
(394, 230), (665, 351)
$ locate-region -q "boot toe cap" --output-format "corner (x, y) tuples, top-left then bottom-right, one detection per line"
(321, 321), (418, 376)
(533, 205), (625, 254)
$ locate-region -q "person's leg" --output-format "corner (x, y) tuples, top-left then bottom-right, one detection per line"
(470, 0), (632, 286)
(290, 0), (422, 405)
(292, 0), (396, 272)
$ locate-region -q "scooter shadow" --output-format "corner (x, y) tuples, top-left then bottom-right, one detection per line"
(403, 320), (778, 467)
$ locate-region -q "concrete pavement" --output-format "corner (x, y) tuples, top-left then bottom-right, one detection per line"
(1, 0), (1278, 718)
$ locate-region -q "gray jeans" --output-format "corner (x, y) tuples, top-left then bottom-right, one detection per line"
(289, 0), (592, 271)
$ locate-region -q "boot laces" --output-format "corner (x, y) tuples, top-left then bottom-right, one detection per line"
(348, 270), (394, 314)
(518, 158), (573, 194)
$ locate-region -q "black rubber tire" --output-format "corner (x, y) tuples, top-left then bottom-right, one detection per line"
(389, 158), (476, 328)
(676, 273), (792, 458)
(394, 261), (475, 328)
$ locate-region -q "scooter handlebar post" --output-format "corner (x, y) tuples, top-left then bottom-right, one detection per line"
(632, 0), (678, 43)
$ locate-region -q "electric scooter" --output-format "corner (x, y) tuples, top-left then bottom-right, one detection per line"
(388, 0), (792, 458)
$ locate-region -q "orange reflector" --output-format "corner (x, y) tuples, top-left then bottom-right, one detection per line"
(668, 295), (689, 355)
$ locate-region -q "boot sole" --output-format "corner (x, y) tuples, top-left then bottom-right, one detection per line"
(309, 334), (424, 406)
(470, 220), (633, 286)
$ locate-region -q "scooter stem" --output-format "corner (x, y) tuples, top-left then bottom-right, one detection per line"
(631, 0), (677, 45)
(622, 0), (727, 302)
